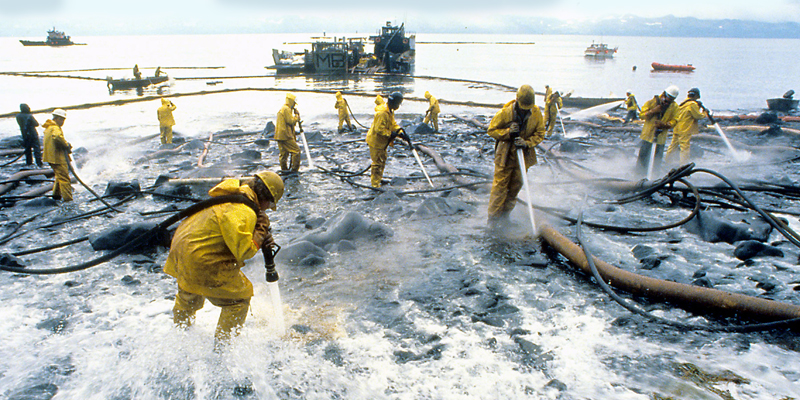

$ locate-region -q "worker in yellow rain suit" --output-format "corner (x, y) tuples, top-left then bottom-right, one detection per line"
(487, 85), (546, 228)
(157, 98), (177, 144)
(624, 91), (639, 123)
(666, 88), (708, 165)
(544, 85), (552, 104)
(367, 92), (407, 188)
(42, 109), (73, 202)
(635, 85), (679, 177)
(334, 91), (353, 133)
(544, 91), (562, 136)
(275, 93), (302, 172)
(165, 171), (284, 346)
(423, 91), (440, 132)
(374, 94), (385, 111)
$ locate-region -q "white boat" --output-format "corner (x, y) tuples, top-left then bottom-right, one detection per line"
(584, 42), (617, 58)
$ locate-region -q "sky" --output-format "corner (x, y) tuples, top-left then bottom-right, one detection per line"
(1, 0), (799, 36)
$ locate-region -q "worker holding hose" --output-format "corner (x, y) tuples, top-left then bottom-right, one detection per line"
(42, 108), (73, 202)
(423, 91), (440, 132)
(635, 85), (679, 177)
(487, 85), (545, 229)
(164, 171), (284, 348)
(275, 93), (302, 172)
(624, 91), (639, 123)
(367, 92), (409, 188)
(334, 91), (353, 133)
(157, 98), (177, 145)
(666, 87), (709, 165)
(544, 91), (562, 136)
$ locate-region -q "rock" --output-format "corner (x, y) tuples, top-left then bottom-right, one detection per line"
(684, 210), (772, 244)
(262, 121), (275, 135)
(373, 191), (400, 205)
(639, 256), (661, 270)
(304, 217), (326, 230)
(276, 240), (327, 265)
(389, 177), (408, 186)
(298, 254), (326, 267)
(545, 379), (567, 392)
(152, 184), (192, 200)
(559, 140), (586, 153)
(412, 197), (475, 219)
(440, 188), (462, 198)
(19, 197), (58, 208)
(231, 150), (261, 161)
(304, 130), (324, 143)
(413, 123), (435, 135)
(103, 180), (141, 199)
(631, 244), (656, 260)
(328, 240), (357, 253)
(0, 253), (26, 268)
(37, 317), (68, 333)
(296, 211), (393, 248)
(88, 222), (170, 252)
(755, 112), (778, 125)
(120, 275), (141, 286)
(734, 240), (784, 260)
(8, 383), (59, 400)
(254, 138), (270, 147)
(291, 324), (312, 334)
(692, 277), (714, 288)
(183, 139), (206, 150)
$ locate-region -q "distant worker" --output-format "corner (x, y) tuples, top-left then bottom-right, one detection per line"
(423, 91), (440, 132)
(275, 93), (302, 172)
(157, 98), (177, 145)
(42, 109), (73, 202)
(334, 91), (353, 133)
(544, 91), (562, 136)
(487, 85), (545, 228)
(635, 85), (679, 177)
(544, 85), (553, 104)
(16, 103), (42, 167)
(155, 66), (163, 77)
(165, 171), (284, 347)
(366, 92), (409, 188)
(133, 64), (141, 80)
(666, 87), (708, 165)
(624, 91), (639, 123)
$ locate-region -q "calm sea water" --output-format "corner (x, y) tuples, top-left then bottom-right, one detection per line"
(1, 33), (800, 399)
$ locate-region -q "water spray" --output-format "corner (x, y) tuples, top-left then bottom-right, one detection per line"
(556, 105), (567, 136)
(296, 111), (315, 169)
(706, 110), (747, 161)
(516, 147), (537, 236)
(646, 141), (657, 181)
(262, 243), (285, 335)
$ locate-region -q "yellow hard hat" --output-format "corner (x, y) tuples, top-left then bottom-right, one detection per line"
(286, 93), (296, 103)
(424, 91), (431, 99)
(516, 85), (535, 110)
(255, 171), (284, 210)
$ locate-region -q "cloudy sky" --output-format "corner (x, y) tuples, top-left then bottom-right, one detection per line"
(1, 0), (799, 35)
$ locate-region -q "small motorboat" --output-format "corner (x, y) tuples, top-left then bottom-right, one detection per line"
(767, 90), (798, 112)
(651, 62), (695, 72)
(584, 42), (617, 58)
(107, 75), (169, 91)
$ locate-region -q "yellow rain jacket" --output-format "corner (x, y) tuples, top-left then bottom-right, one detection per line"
(488, 100), (546, 169)
(544, 86), (553, 104)
(374, 95), (385, 111)
(275, 97), (299, 142)
(673, 100), (705, 138)
(335, 93), (349, 119)
(366, 104), (401, 149)
(157, 98), (176, 127)
(626, 94), (638, 111)
(426, 94), (440, 114)
(164, 179), (267, 299)
(639, 96), (679, 145)
(42, 119), (71, 165)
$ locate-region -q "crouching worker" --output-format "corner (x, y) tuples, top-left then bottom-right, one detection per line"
(487, 84), (545, 229)
(164, 171), (284, 347)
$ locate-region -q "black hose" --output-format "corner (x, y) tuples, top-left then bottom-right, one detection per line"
(0, 194), (259, 275)
(65, 152), (121, 213)
(1, 154), (24, 167)
(345, 101), (369, 130)
(575, 208), (800, 332)
(12, 236), (89, 256)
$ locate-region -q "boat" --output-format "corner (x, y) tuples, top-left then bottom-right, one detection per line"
(651, 62), (696, 72)
(584, 42), (617, 58)
(268, 21), (415, 75)
(767, 90), (798, 112)
(20, 27), (83, 46)
(107, 75), (169, 91)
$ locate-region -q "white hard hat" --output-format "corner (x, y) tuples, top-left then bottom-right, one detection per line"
(664, 85), (679, 99)
(52, 108), (67, 119)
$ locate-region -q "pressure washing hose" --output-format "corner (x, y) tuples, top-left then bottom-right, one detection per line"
(345, 101), (369, 130)
(65, 152), (121, 213)
(0, 195), (258, 275)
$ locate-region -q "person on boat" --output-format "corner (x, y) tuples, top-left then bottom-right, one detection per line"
(624, 91), (640, 124)
(666, 88), (708, 165)
(42, 109), (73, 202)
(367, 92), (408, 188)
(487, 84), (545, 229)
(423, 91), (440, 132)
(544, 91), (562, 136)
(16, 103), (42, 167)
(635, 85), (679, 177)
(165, 171), (284, 348)
(275, 93), (302, 173)
(133, 64), (141, 80)
(157, 98), (177, 145)
(334, 91), (353, 133)
(155, 66), (163, 77)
